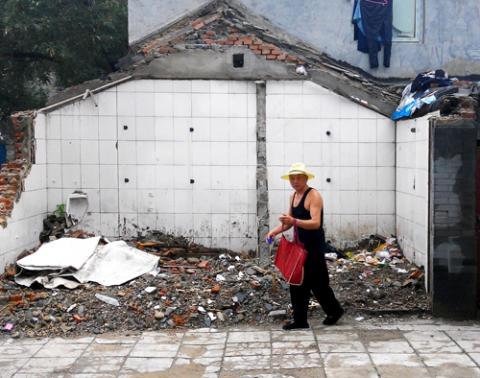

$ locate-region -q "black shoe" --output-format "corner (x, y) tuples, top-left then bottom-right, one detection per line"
(323, 308), (344, 326)
(282, 321), (309, 331)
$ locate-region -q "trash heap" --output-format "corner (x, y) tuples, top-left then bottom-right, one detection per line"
(0, 233), (430, 339)
(329, 236), (430, 314)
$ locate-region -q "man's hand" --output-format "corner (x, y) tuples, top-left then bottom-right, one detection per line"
(279, 214), (296, 227)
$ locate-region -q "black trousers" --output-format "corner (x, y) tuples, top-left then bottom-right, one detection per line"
(289, 252), (342, 324)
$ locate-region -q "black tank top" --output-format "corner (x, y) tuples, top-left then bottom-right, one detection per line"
(291, 187), (326, 252)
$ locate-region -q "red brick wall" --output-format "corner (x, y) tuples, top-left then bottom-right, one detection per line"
(0, 112), (35, 228)
(140, 13), (304, 66)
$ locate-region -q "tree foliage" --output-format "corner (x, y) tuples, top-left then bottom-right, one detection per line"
(0, 0), (128, 123)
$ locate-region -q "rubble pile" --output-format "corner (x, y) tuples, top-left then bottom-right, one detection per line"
(0, 233), (430, 339)
(329, 236), (430, 314)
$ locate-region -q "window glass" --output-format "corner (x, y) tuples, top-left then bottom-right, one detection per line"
(393, 0), (416, 39)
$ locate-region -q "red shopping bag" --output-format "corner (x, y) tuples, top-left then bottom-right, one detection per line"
(274, 227), (307, 286)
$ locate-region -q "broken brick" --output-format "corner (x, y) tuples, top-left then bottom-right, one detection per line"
(191, 20), (205, 30)
(211, 285), (221, 294)
(197, 260), (209, 269)
(72, 314), (83, 323)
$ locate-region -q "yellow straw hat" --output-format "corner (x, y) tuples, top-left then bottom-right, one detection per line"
(281, 162), (315, 180)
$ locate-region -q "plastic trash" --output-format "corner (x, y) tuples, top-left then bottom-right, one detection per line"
(95, 293), (120, 307)
(325, 252), (338, 261)
(296, 65), (308, 76)
(266, 236), (274, 245)
(376, 250), (390, 259)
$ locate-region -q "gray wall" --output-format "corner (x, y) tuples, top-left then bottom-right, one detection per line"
(129, 0), (480, 78)
(129, 0), (210, 44)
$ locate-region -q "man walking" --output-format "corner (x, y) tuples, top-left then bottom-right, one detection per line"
(267, 162), (344, 330)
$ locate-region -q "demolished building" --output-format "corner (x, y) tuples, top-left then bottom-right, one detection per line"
(0, 0), (479, 319)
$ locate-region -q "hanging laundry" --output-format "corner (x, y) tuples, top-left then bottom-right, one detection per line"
(352, 0), (393, 69)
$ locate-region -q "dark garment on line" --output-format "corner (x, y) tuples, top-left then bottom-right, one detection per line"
(352, 0), (393, 69)
(289, 187), (342, 324)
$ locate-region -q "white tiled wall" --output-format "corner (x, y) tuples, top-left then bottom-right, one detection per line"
(0, 114), (48, 271)
(396, 115), (430, 267)
(45, 80), (257, 252)
(266, 81), (396, 244)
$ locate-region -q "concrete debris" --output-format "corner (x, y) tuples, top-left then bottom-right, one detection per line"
(0, 232), (429, 338)
(95, 294), (120, 307)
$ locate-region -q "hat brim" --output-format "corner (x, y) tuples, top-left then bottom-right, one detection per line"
(281, 171), (315, 180)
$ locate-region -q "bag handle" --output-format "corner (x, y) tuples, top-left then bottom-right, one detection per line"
(281, 222), (301, 246)
(293, 223), (300, 245)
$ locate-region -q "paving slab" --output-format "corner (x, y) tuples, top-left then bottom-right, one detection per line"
(178, 343), (225, 358)
(121, 357), (174, 374)
(1, 320), (480, 377)
(17, 357), (77, 374)
(0, 344), (43, 359)
(34, 340), (88, 358)
(225, 342), (271, 357)
(0, 358), (28, 377)
(223, 355), (271, 370)
(370, 353), (430, 377)
(228, 331), (270, 343)
(403, 331), (462, 353)
(82, 342), (133, 357)
(272, 340), (318, 355)
(446, 331), (480, 352)
(271, 353), (322, 369)
(130, 342), (180, 357)
(70, 356), (125, 374)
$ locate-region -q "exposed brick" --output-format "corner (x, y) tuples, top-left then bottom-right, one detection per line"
(266, 55), (277, 60)
(252, 49), (262, 55)
(234, 40), (243, 46)
(203, 14), (219, 25)
(191, 19), (205, 30)
(157, 45), (174, 54)
(271, 49), (282, 56)
(286, 55), (298, 62)
(277, 53), (288, 61)
(241, 37), (253, 45)
(202, 38), (215, 45)
(204, 30), (216, 37)
(261, 49), (272, 55)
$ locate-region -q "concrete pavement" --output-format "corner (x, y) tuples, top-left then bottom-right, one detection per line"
(1, 318), (480, 377)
